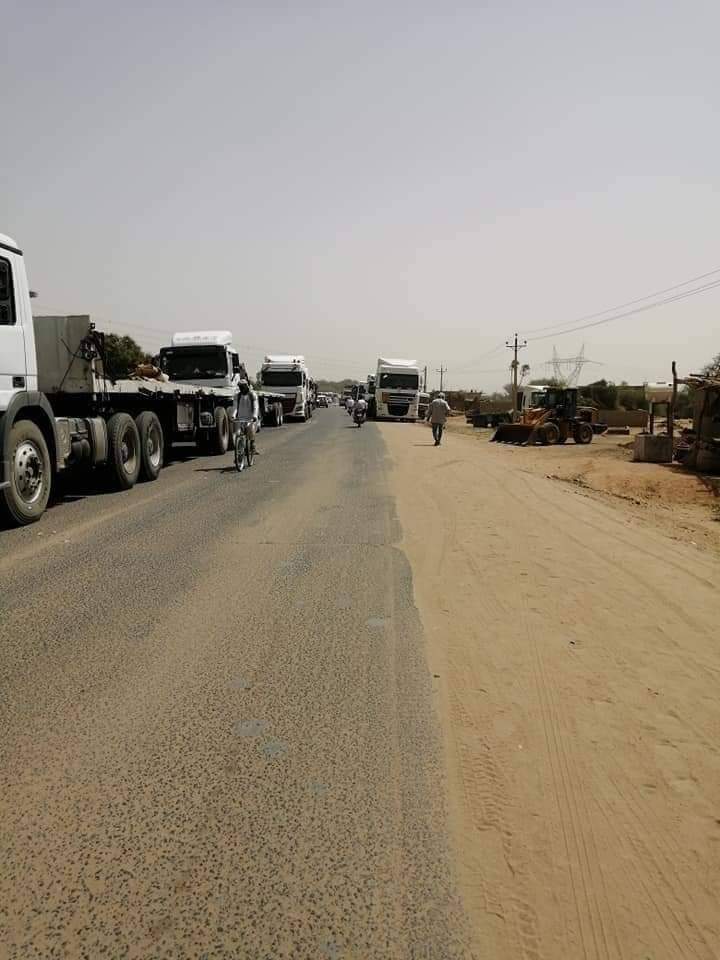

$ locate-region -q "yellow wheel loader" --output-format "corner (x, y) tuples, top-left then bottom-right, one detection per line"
(491, 388), (595, 446)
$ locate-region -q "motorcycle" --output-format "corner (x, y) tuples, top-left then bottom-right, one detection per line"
(353, 407), (366, 428)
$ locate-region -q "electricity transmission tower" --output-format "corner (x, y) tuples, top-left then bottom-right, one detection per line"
(545, 344), (602, 386)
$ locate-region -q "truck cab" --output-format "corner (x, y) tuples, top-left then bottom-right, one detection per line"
(158, 331), (247, 389)
(0, 234), (55, 522)
(374, 358), (421, 421)
(259, 355), (313, 421)
(1, 234), (37, 400)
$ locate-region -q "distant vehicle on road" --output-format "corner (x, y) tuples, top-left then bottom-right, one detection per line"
(316, 394), (329, 408)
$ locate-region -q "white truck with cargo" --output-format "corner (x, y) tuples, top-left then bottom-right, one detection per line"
(259, 355), (314, 421)
(0, 234), (276, 526)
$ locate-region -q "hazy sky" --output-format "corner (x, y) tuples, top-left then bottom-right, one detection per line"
(3, 0), (719, 389)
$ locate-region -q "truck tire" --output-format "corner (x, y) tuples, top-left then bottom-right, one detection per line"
(212, 407), (230, 454)
(574, 422), (593, 445)
(0, 419), (52, 526)
(135, 411), (164, 481)
(107, 412), (141, 489)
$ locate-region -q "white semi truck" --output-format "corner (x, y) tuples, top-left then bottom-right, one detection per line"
(0, 234), (272, 526)
(158, 331), (286, 428)
(259, 355), (314, 421)
(370, 358), (421, 421)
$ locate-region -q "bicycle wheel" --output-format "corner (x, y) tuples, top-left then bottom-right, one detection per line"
(246, 435), (255, 467)
(234, 433), (246, 472)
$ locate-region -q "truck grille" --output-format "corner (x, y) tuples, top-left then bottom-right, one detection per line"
(382, 392), (416, 405)
(281, 397), (297, 413)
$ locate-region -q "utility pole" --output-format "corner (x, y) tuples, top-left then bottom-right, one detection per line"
(436, 365), (447, 392)
(505, 333), (527, 416)
(423, 365), (428, 392)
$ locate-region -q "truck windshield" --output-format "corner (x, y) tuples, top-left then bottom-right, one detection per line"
(262, 370), (303, 387)
(159, 346), (228, 380)
(379, 372), (419, 390)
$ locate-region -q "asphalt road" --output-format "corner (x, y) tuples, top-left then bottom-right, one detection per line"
(0, 410), (472, 960)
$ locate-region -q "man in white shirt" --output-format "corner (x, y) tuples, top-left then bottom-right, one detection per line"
(426, 392), (451, 446)
(345, 396), (355, 415)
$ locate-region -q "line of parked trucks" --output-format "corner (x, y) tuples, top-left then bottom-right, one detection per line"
(0, 233), (322, 527)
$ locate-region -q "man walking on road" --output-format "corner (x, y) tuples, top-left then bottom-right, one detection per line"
(427, 392), (451, 446)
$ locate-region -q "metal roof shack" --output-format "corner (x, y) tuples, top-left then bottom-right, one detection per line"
(685, 376), (720, 474)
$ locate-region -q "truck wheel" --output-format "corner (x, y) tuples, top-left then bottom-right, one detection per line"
(1, 419), (52, 526)
(107, 413), (141, 489)
(574, 422), (593, 445)
(212, 407), (230, 454)
(135, 411), (164, 481)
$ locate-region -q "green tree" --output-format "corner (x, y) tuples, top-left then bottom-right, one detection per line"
(616, 382), (646, 410)
(103, 333), (149, 378)
(580, 379), (618, 408)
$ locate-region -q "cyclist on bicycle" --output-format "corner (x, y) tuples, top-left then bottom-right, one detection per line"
(233, 379), (259, 454)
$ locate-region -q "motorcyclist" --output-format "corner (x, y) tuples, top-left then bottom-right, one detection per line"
(354, 396), (368, 419)
(233, 379), (260, 454)
(345, 396), (355, 415)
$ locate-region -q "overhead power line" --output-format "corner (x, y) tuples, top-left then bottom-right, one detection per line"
(526, 276), (720, 342)
(454, 260), (720, 374)
(525, 264), (720, 337)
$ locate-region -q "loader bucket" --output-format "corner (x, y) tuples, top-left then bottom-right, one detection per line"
(491, 422), (538, 444)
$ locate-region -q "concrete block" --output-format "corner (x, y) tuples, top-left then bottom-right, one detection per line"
(633, 433), (673, 463)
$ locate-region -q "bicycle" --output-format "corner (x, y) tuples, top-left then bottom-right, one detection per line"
(233, 419), (256, 472)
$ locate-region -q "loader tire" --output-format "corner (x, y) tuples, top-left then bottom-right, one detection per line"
(574, 422), (593, 445)
(542, 422), (561, 446)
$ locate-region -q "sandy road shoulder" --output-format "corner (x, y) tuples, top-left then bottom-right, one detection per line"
(382, 421), (720, 960)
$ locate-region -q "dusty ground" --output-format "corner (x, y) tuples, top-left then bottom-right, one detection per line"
(447, 418), (720, 555)
(382, 420), (720, 960)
